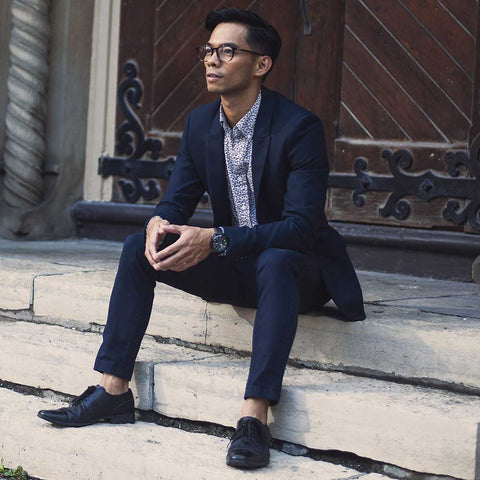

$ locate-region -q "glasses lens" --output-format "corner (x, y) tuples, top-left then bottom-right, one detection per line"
(197, 45), (209, 61)
(218, 46), (234, 62)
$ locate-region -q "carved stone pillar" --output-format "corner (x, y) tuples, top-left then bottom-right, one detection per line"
(3, 0), (50, 208)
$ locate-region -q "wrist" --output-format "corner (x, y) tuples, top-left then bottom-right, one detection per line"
(210, 226), (229, 255)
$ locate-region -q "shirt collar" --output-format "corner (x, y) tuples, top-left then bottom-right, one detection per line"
(219, 90), (262, 139)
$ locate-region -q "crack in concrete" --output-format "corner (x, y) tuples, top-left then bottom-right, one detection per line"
(203, 302), (208, 346)
(2, 315), (480, 398)
(367, 301), (480, 320)
(0, 381), (452, 480)
(366, 292), (479, 305)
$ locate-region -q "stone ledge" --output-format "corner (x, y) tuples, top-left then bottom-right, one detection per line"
(153, 355), (480, 479)
(1, 319), (478, 479)
(0, 319), (216, 410)
(24, 267), (480, 392)
(1, 387), (382, 480)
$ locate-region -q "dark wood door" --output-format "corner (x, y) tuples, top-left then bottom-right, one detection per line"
(327, 0), (477, 231)
(117, 0), (297, 155)
(115, 0), (480, 234)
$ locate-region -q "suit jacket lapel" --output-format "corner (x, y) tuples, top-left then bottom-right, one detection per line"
(252, 87), (275, 204)
(205, 108), (231, 225)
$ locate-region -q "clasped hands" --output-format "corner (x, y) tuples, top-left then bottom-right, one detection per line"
(145, 216), (215, 272)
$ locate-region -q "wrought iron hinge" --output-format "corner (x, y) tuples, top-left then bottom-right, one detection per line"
(98, 61), (176, 203)
(328, 137), (480, 232)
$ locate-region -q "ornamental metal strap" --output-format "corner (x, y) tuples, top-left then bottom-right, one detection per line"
(98, 61), (176, 203)
(328, 138), (480, 232)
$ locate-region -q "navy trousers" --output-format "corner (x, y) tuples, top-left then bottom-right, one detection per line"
(94, 233), (329, 404)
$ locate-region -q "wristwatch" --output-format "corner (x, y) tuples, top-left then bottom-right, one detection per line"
(210, 226), (229, 256)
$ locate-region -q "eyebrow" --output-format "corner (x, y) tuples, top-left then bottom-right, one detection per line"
(206, 42), (239, 48)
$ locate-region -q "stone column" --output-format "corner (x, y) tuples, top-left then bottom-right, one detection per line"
(3, 0), (50, 208)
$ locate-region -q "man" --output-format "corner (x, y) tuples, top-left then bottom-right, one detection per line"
(38, 8), (365, 469)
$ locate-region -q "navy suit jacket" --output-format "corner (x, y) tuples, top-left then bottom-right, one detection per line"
(151, 87), (365, 321)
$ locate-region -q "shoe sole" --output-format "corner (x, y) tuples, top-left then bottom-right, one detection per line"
(226, 457), (269, 469)
(37, 411), (135, 427)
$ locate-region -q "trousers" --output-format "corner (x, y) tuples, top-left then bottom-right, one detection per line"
(94, 233), (329, 404)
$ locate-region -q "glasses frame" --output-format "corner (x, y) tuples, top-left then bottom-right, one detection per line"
(197, 44), (264, 63)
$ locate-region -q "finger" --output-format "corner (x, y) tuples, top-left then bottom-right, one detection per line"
(157, 251), (190, 271)
(154, 236), (185, 261)
(162, 224), (183, 235)
(146, 236), (160, 264)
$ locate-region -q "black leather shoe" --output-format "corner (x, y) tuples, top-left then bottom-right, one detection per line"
(37, 385), (135, 427)
(226, 416), (271, 469)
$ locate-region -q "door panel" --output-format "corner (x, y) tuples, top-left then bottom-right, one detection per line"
(329, 0), (477, 230)
(114, 0), (479, 234)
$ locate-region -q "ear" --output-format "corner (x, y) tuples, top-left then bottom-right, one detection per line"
(254, 55), (273, 78)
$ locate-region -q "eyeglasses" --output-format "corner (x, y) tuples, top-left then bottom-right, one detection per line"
(197, 44), (264, 63)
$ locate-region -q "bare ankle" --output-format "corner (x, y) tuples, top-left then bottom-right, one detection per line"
(240, 398), (270, 424)
(100, 373), (129, 395)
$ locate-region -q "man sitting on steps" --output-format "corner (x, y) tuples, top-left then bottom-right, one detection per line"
(38, 7), (365, 470)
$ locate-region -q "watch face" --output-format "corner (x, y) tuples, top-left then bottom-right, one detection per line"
(212, 233), (228, 254)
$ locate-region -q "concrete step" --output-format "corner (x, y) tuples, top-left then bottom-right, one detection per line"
(1, 237), (479, 391)
(1, 319), (479, 479)
(1, 388), (392, 480)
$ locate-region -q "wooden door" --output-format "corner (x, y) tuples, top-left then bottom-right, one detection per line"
(113, 0), (480, 233)
(116, 0), (297, 157)
(322, 0), (478, 232)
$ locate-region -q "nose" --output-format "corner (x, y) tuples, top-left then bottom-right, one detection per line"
(205, 50), (221, 67)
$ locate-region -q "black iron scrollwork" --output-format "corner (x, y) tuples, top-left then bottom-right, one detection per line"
(328, 136), (480, 231)
(98, 61), (176, 203)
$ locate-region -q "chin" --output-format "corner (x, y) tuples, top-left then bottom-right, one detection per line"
(206, 85), (223, 94)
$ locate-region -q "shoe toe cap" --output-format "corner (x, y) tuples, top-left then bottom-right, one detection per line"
(37, 409), (66, 423)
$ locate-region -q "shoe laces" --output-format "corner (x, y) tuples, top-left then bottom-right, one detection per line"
(228, 418), (269, 447)
(70, 385), (97, 407)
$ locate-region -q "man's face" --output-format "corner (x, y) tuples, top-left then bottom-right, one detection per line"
(204, 22), (259, 95)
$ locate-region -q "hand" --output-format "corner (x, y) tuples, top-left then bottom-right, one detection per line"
(144, 216), (171, 268)
(151, 224), (214, 272)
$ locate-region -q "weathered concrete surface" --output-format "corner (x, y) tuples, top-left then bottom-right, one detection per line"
(0, 388), (381, 480)
(2, 238), (480, 391)
(33, 271), (208, 342)
(0, 319), (216, 410)
(359, 269), (480, 302)
(0, 238), (121, 311)
(206, 301), (480, 390)
(153, 356), (480, 480)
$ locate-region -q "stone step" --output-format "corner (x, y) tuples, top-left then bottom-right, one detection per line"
(0, 388), (390, 480)
(1, 319), (479, 479)
(5, 252), (480, 392)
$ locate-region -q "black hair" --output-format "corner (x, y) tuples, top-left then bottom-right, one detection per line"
(204, 8), (281, 76)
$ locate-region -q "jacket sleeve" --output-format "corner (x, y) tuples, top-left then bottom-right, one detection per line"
(223, 114), (329, 259)
(147, 112), (205, 229)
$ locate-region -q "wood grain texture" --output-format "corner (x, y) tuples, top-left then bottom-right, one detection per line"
(344, 0), (471, 143)
(295, 0), (345, 165)
(151, 0), (296, 131)
(362, 0), (473, 117)
(343, 28), (444, 142)
(439, 0), (477, 36)
(339, 104), (375, 140)
(469, 5), (480, 145)
(340, 67), (409, 141)
(327, 188), (465, 229)
(400, 0), (475, 76)
(328, 140), (468, 229)
(116, 0), (157, 143)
